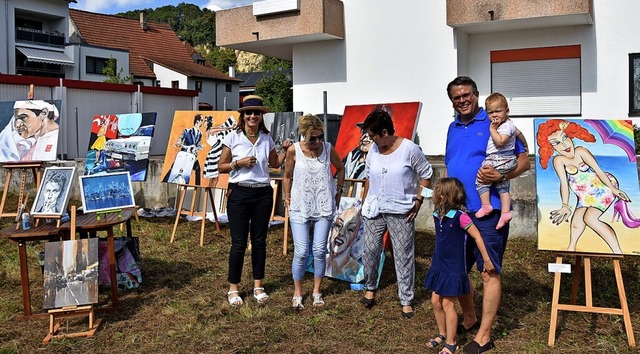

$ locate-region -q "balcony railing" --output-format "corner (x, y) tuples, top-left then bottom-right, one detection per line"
(15, 27), (65, 48)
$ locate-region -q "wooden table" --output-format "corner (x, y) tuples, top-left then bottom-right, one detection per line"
(0, 222), (65, 319)
(1, 209), (134, 319)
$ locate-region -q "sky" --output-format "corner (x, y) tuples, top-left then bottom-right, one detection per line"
(70, 0), (255, 14)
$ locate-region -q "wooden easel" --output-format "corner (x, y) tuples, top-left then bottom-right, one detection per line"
(548, 253), (635, 347)
(42, 206), (101, 343)
(1, 85), (46, 220)
(0, 161), (44, 219)
(170, 184), (220, 246)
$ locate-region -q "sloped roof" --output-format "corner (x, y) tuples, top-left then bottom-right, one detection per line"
(69, 9), (239, 81)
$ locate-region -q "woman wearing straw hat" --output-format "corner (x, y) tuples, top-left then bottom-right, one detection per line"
(219, 95), (291, 306)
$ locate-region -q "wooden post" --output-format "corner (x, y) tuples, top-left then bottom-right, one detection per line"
(548, 254), (635, 347)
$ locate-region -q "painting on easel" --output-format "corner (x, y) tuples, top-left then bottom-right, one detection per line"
(0, 100), (62, 162)
(79, 172), (135, 213)
(83, 112), (157, 181)
(535, 119), (640, 255)
(43, 238), (99, 309)
(160, 111), (238, 187)
(31, 166), (74, 216)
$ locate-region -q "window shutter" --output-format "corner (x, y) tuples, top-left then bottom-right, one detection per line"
(492, 54), (581, 116)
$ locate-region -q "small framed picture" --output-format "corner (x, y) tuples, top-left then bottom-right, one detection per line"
(31, 167), (75, 216)
(79, 172), (135, 213)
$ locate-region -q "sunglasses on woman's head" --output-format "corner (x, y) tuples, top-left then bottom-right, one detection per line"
(244, 110), (262, 116)
(308, 134), (324, 143)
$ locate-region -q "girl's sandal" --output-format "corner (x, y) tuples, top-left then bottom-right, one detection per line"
(253, 287), (270, 304)
(227, 290), (243, 306)
(439, 343), (459, 354)
(426, 334), (446, 349)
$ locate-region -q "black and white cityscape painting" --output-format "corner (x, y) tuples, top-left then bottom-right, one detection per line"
(43, 238), (99, 309)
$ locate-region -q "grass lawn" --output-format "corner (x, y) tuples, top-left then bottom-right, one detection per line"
(1, 199), (639, 353)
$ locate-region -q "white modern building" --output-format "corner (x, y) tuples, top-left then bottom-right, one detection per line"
(217, 0), (640, 155)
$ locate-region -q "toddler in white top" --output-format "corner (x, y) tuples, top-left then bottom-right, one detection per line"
(475, 92), (528, 229)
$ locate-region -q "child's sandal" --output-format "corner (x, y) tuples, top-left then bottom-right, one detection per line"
(439, 342), (459, 354)
(426, 333), (446, 349)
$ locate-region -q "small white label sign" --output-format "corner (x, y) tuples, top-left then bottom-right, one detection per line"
(548, 263), (571, 273)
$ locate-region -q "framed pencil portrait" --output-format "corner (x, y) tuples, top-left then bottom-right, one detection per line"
(79, 172), (135, 213)
(31, 167), (74, 217)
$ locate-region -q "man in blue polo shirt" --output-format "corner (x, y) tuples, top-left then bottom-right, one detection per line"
(445, 76), (530, 354)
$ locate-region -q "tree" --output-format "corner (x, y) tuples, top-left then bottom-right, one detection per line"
(255, 58), (292, 112)
(117, 3), (215, 46)
(102, 58), (132, 84)
(255, 67), (293, 112)
(203, 47), (237, 74)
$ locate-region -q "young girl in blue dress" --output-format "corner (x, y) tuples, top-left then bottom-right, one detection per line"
(424, 177), (495, 354)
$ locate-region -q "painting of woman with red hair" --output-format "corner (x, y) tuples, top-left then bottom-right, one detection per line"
(535, 119), (640, 255)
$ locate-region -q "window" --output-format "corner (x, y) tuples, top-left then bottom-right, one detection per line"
(226, 84), (232, 92)
(86, 56), (110, 75)
(491, 45), (581, 117)
(195, 81), (202, 92)
(155, 80), (161, 87)
(629, 53), (640, 116)
(171, 80), (179, 89)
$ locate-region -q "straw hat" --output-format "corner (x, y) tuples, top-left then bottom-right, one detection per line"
(238, 95), (270, 113)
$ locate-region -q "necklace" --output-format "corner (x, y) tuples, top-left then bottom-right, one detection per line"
(245, 131), (259, 138)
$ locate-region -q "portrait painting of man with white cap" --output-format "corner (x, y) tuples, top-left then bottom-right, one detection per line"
(0, 99), (61, 162)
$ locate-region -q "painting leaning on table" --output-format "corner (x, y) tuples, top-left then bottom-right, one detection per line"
(43, 238), (99, 309)
(535, 118), (640, 255)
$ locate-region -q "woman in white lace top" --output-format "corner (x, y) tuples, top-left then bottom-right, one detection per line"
(283, 114), (345, 309)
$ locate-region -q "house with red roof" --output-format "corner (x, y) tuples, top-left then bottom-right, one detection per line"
(68, 9), (241, 110)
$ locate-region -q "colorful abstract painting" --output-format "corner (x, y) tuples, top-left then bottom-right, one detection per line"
(0, 100), (62, 162)
(334, 102), (422, 180)
(160, 111), (238, 187)
(83, 112), (157, 181)
(43, 238), (99, 309)
(535, 119), (640, 255)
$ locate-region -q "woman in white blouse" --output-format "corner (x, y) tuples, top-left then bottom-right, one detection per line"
(283, 114), (345, 309)
(359, 107), (432, 319)
(219, 95), (290, 307)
